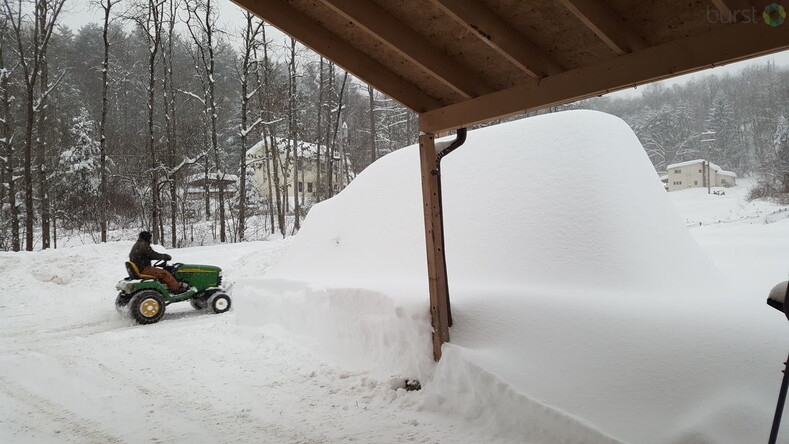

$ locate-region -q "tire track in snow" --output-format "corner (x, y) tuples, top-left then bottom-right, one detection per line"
(0, 375), (124, 444)
(0, 319), (117, 341)
(36, 341), (328, 444)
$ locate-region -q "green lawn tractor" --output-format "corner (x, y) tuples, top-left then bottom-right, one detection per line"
(115, 260), (231, 324)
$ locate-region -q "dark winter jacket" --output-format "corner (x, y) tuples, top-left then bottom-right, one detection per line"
(129, 239), (169, 271)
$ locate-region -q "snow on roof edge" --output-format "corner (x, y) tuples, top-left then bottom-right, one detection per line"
(666, 159), (737, 177)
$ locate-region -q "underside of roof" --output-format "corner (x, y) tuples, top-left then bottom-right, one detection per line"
(231, 0), (789, 133)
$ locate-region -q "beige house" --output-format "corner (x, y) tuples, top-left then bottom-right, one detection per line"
(666, 159), (736, 192)
(246, 138), (352, 202)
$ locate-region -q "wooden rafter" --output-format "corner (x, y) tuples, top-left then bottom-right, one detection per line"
(420, 23), (789, 132)
(556, 0), (647, 55)
(229, 0), (443, 113)
(430, 0), (564, 78)
(317, 0), (494, 99)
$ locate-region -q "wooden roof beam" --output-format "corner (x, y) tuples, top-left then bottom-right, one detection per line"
(420, 23), (789, 133)
(229, 0), (443, 113)
(318, 0), (495, 99)
(557, 0), (647, 55)
(431, 0), (564, 78)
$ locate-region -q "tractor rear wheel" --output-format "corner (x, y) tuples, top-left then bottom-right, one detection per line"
(208, 293), (231, 314)
(130, 290), (166, 324)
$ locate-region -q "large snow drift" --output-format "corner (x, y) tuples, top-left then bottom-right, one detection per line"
(235, 111), (788, 443)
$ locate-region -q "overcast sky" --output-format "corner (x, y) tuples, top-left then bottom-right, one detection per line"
(60, 0), (789, 101)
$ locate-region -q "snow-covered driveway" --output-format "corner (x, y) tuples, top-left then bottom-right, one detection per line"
(0, 241), (483, 444)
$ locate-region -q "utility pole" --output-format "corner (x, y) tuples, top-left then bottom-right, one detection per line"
(701, 131), (716, 195)
(702, 160), (707, 190)
(340, 121), (348, 189)
(707, 161), (712, 194)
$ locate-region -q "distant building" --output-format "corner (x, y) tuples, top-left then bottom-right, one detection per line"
(246, 137), (352, 201)
(186, 172), (238, 200)
(665, 159), (736, 192)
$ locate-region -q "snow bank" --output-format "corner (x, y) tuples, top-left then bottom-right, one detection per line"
(236, 111), (788, 443)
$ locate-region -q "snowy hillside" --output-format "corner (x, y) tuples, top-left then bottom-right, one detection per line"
(2, 110), (789, 444)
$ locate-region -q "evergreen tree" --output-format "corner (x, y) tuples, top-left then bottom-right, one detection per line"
(54, 109), (103, 229)
(704, 92), (741, 169)
(774, 116), (789, 192)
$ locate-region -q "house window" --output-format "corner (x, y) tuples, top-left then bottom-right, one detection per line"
(694, 180), (698, 185)
(674, 169), (681, 173)
(298, 181), (304, 192)
(699, 169), (702, 173)
(721, 179), (728, 185)
(307, 182), (313, 193)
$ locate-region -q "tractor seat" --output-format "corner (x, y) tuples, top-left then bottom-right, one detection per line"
(126, 261), (156, 279)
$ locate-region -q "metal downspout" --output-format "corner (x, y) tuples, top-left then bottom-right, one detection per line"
(432, 128), (467, 327)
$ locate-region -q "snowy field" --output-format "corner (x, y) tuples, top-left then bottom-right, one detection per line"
(2, 111), (789, 443)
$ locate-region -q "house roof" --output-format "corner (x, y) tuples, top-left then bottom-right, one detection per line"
(666, 159), (738, 178)
(231, 0), (789, 133)
(667, 159), (719, 170)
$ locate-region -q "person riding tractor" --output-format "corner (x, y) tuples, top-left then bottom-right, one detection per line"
(129, 231), (189, 294)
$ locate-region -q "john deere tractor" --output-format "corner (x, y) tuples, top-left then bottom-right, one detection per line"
(115, 260), (231, 324)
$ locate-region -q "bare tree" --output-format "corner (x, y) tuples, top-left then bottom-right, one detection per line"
(368, 84), (376, 165)
(129, 0), (164, 244)
(255, 23), (284, 237)
(186, 0), (226, 242)
(0, 15), (19, 251)
(287, 37), (300, 231)
(250, 41), (274, 233)
(324, 62), (334, 198)
(3, 0), (65, 251)
(315, 56), (324, 202)
(236, 12), (263, 241)
(160, 0), (178, 247)
(328, 71), (348, 198)
(97, 0), (121, 243)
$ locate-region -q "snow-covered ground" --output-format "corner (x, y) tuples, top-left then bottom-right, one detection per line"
(2, 111), (789, 443)
(0, 240), (493, 443)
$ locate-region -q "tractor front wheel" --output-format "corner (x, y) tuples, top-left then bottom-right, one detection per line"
(130, 290), (166, 324)
(115, 293), (132, 312)
(208, 293), (231, 314)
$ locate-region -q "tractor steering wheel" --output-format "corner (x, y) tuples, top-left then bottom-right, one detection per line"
(154, 259), (168, 267)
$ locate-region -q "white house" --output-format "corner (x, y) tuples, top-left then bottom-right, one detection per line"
(665, 159), (736, 192)
(246, 137), (352, 202)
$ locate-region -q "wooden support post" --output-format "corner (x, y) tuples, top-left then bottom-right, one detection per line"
(419, 132), (451, 361)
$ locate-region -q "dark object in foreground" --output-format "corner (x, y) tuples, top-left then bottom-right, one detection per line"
(404, 379), (421, 392)
(116, 259), (231, 324)
(766, 280), (789, 444)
